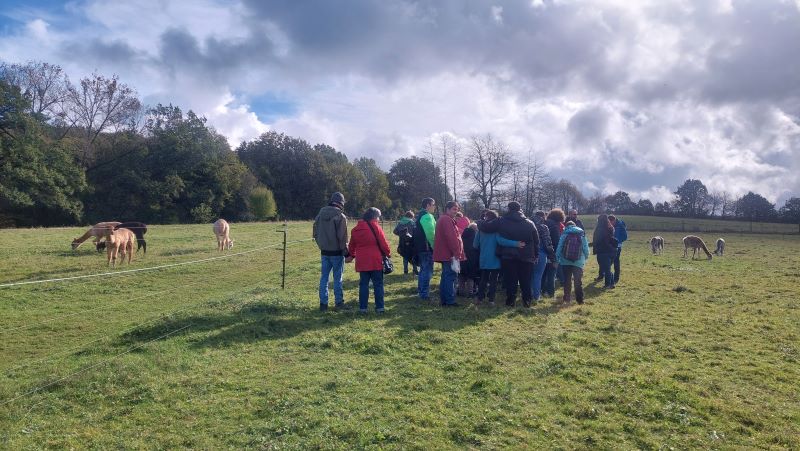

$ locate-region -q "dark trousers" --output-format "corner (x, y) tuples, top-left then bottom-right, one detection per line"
(542, 263), (557, 297)
(612, 247), (622, 283)
(476, 269), (500, 303)
(359, 270), (385, 312)
(596, 252), (614, 288)
(562, 265), (584, 303)
(501, 259), (534, 307)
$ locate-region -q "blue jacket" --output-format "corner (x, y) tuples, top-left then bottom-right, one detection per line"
(614, 219), (628, 248)
(556, 225), (590, 268)
(473, 230), (519, 270)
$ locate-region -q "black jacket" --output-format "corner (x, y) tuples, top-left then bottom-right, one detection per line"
(479, 211), (539, 263)
(545, 218), (562, 256)
(592, 225), (616, 254)
(412, 210), (433, 255)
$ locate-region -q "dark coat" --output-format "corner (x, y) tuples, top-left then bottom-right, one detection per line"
(460, 227), (480, 278)
(592, 224), (616, 255)
(545, 218), (562, 257)
(478, 211), (539, 263)
(412, 210), (435, 255)
(533, 216), (555, 262)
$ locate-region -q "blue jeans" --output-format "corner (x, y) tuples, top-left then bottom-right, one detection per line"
(542, 262), (556, 297)
(439, 262), (457, 305)
(613, 247), (622, 283)
(531, 253), (548, 300)
(417, 251), (434, 299)
(319, 255), (344, 306)
(596, 252), (614, 287)
(359, 270), (384, 312)
(403, 255), (418, 274)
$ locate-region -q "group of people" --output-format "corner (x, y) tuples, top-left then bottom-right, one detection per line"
(312, 192), (627, 313)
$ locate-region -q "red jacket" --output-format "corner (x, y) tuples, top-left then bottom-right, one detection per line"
(348, 220), (391, 272)
(432, 215), (466, 263)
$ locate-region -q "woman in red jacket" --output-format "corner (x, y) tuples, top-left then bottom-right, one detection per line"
(347, 207), (392, 313)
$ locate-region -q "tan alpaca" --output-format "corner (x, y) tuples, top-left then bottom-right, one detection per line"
(102, 226), (136, 267)
(71, 222), (121, 250)
(650, 236), (664, 255)
(714, 238), (725, 256)
(682, 235), (712, 260)
(213, 219), (234, 251)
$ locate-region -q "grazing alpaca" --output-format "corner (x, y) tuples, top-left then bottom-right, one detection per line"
(650, 236), (664, 255)
(72, 222), (121, 250)
(102, 226), (136, 267)
(96, 222), (148, 254)
(213, 219), (234, 251)
(714, 238), (725, 256)
(683, 235), (713, 260)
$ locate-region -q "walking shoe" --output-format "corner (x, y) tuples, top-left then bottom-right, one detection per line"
(319, 304), (328, 312)
(595, 276), (604, 282)
(442, 303), (461, 307)
(333, 303), (352, 311)
(376, 309), (385, 314)
(576, 299), (584, 305)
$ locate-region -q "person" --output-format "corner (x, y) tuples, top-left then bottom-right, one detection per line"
(412, 198), (437, 300)
(556, 220), (590, 304)
(432, 201), (466, 307)
(454, 211), (471, 235)
(313, 192), (349, 311)
(531, 211), (554, 302)
(567, 209), (585, 230)
(347, 207), (392, 313)
(458, 223), (480, 297)
(592, 214), (616, 289)
(542, 208), (565, 297)
(479, 202), (539, 308)
(474, 210), (523, 306)
(393, 211), (418, 275)
(608, 214), (627, 285)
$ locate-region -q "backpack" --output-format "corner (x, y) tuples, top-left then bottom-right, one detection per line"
(396, 223), (414, 258)
(562, 233), (583, 261)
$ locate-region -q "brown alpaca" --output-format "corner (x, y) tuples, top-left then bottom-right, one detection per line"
(682, 235), (712, 260)
(71, 222), (121, 250)
(650, 236), (664, 255)
(213, 219), (234, 251)
(102, 226), (136, 267)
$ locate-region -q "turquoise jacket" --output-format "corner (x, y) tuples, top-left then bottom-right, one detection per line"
(473, 230), (519, 270)
(556, 225), (590, 268)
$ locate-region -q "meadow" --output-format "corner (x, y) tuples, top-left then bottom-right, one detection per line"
(0, 221), (798, 449)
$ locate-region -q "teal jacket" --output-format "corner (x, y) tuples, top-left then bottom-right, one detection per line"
(473, 230), (519, 270)
(556, 225), (590, 268)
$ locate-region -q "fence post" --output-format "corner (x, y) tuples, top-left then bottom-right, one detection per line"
(276, 222), (287, 289)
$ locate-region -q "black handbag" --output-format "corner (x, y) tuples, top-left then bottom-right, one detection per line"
(367, 222), (394, 274)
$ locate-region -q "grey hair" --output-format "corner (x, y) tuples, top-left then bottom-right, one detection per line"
(363, 207), (382, 221)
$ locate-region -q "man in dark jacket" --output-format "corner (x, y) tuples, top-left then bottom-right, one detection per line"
(567, 209), (585, 230)
(479, 202), (539, 307)
(413, 198), (437, 300)
(313, 192), (349, 311)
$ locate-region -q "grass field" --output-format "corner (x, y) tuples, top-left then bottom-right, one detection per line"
(1, 222), (798, 449)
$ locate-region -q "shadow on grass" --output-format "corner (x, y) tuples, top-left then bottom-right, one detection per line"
(116, 271), (591, 351)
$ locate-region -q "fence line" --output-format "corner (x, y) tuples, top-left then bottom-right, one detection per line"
(0, 238), (314, 289)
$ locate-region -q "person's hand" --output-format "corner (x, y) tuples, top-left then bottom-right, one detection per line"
(345, 256), (354, 263)
(516, 241), (526, 248)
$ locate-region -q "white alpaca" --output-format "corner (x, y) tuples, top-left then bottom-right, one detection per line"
(650, 236), (664, 255)
(213, 219), (234, 251)
(714, 238), (725, 256)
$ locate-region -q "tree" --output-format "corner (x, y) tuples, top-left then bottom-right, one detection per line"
(463, 134), (516, 209)
(521, 149), (548, 214)
(0, 79), (86, 225)
(604, 191), (636, 213)
(654, 201), (672, 216)
(387, 156), (450, 213)
(636, 199), (655, 215)
(353, 157), (391, 215)
(778, 197), (800, 223)
(735, 191), (776, 221)
(673, 179), (709, 217)
(0, 61), (68, 119)
(708, 191), (723, 216)
(720, 191), (735, 218)
(249, 186), (277, 220)
(64, 73), (142, 166)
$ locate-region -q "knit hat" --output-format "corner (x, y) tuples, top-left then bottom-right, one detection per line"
(329, 192), (345, 206)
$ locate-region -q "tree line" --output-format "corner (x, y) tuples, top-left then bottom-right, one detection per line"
(1, 61), (798, 227)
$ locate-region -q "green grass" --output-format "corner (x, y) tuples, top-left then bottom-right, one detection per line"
(1, 222), (798, 449)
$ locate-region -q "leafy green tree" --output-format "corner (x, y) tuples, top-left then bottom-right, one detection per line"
(636, 199), (655, 215)
(604, 191), (635, 213)
(0, 79), (86, 226)
(353, 157), (391, 216)
(249, 186), (277, 220)
(388, 156), (450, 213)
(779, 197), (800, 223)
(735, 191), (776, 221)
(673, 179), (709, 217)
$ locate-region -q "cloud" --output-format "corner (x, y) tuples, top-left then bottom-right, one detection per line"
(1, 0), (799, 205)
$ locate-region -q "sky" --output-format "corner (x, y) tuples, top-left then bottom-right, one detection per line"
(1, 0), (799, 205)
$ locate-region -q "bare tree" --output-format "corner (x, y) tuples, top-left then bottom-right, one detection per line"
(463, 134), (516, 209)
(708, 191), (723, 216)
(450, 138), (460, 201)
(63, 73), (142, 165)
(522, 149), (549, 214)
(0, 61), (69, 118)
(720, 191), (734, 218)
